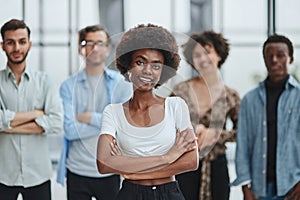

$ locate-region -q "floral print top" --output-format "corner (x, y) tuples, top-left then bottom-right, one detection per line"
(172, 80), (240, 199)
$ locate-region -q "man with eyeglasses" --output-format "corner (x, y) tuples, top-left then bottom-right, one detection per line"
(56, 25), (132, 200)
(0, 19), (63, 200)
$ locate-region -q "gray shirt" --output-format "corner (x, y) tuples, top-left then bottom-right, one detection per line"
(0, 66), (63, 187)
(67, 74), (109, 177)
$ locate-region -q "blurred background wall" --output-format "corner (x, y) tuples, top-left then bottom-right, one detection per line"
(1, 1), (300, 199)
(1, 0), (300, 96)
(0, 0), (300, 95)
(0, 0), (300, 169)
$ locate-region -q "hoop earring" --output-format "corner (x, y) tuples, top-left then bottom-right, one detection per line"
(127, 71), (132, 82)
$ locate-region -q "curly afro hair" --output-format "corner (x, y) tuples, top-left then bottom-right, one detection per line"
(115, 24), (181, 87)
(183, 30), (230, 69)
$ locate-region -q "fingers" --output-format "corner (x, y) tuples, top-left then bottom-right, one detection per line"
(177, 128), (198, 151)
(110, 140), (121, 156)
(166, 128), (198, 163)
(185, 141), (197, 152)
(177, 129), (195, 142)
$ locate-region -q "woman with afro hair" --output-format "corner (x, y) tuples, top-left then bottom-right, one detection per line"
(97, 24), (199, 200)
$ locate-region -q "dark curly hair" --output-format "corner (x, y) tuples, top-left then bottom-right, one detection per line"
(115, 24), (181, 87)
(183, 30), (230, 69)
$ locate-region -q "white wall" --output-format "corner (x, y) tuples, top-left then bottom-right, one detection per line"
(0, 0), (100, 85)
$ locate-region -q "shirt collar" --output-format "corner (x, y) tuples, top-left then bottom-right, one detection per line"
(5, 65), (31, 80)
(261, 75), (299, 90)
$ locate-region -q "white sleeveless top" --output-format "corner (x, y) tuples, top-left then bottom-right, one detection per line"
(100, 97), (193, 157)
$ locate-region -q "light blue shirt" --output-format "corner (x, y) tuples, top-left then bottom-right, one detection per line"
(56, 67), (132, 185)
(232, 76), (300, 197)
(0, 66), (63, 187)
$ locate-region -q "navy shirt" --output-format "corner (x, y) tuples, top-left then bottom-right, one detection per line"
(265, 75), (289, 183)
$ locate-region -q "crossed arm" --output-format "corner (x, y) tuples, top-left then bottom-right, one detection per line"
(3, 110), (45, 134)
(97, 129), (199, 180)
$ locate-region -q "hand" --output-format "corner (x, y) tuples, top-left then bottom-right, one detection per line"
(34, 110), (45, 118)
(2, 129), (12, 133)
(165, 128), (197, 164)
(195, 124), (218, 149)
(76, 112), (91, 124)
(110, 139), (122, 156)
(285, 181), (300, 200)
(122, 173), (137, 180)
(242, 185), (257, 200)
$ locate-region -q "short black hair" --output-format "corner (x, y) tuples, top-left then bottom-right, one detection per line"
(78, 25), (111, 46)
(263, 34), (294, 61)
(182, 30), (229, 69)
(1, 19), (31, 40)
(115, 24), (180, 88)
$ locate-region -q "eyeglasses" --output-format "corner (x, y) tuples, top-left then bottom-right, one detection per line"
(80, 40), (108, 47)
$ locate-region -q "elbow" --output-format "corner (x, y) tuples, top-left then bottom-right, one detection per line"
(96, 159), (111, 174)
(191, 159), (199, 170)
(189, 149), (199, 170)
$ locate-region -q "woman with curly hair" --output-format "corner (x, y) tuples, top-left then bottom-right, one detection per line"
(172, 31), (240, 200)
(97, 24), (199, 200)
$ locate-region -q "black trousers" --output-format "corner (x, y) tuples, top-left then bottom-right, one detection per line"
(176, 154), (230, 200)
(116, 180), (185, 200)
(67, 169), (120, 200)
(0, 180), (51, 200)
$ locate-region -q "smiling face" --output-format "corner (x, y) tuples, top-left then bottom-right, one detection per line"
(1, 28), (32, 66)
(192, 43), (220, 76)
(264, 42), (291, 82)
(128, 49), (164, 91)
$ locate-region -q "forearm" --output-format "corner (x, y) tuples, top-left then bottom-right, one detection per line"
(64, 121), (101, 140)
(122, 148), (198, 180)
(76, 112), (91, 124)
(77, 112), (104, 129)
(10, 110), (43, 127)
(98, 129), (197, 176)
(98, 154), (170, 175)
(98, 135), (179, 174)
(4, 121), (44, 134)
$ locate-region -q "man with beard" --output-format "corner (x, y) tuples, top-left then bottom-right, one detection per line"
(0, 19), (63, 200)
(56, 25), (132, 200)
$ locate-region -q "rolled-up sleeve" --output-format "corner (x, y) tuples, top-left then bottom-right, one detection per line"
(89, 112), (102, 128)
(0, 109), (16, 131)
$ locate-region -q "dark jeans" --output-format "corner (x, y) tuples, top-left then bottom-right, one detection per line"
(116, 180), (185, 200)
(176, 154), (230, 200)
(67, 169), (120, 200)
(259, 182), (285, 200)
(0, 180), (51, 200)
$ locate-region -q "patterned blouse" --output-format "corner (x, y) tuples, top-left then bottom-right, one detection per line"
(172, 80), (240, 199)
